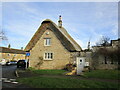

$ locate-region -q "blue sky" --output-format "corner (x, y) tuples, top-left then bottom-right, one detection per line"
(1, 2), (118, 49)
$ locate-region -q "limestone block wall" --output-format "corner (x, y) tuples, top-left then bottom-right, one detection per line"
(70, 52), (80, 64)
(95, 64), (118, 70)
(91, 54), (118, 70)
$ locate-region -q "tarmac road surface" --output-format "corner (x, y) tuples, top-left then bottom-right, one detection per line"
(1, 65), (30, 88)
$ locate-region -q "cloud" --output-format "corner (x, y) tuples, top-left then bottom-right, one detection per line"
(2, 2), (118, 50)
(1, 0), (119, 2)
(2, 2), (53, 48)
(111, 23), (118, 36)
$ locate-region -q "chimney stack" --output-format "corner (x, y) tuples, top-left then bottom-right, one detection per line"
(58, 15), (62, 28)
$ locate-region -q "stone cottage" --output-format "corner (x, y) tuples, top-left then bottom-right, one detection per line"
(0, 46), (26, 62)
(25, 16), (82, 69)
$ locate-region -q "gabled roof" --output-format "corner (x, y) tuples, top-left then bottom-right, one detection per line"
(24, 19), (82, 52)
(0, 47), (26, 54)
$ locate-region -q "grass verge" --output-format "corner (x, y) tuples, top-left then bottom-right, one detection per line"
(27, 67), (67, 75)
(84, 70), (120, 80)
(17, 76), (119, 88)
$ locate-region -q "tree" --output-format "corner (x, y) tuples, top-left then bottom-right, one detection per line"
(107, 48), (120, 64)
(94, 43), (120, 65)
(21, 47), (23, 50)
(0, 31), (8, 41)
(8, 44), (11, 48)
(96, 36), (110, 46)
(98, 48), (108, 64)
(92, 37), (119, 69)
(95, 36), (110, 64)
(0, 30), (8, 45)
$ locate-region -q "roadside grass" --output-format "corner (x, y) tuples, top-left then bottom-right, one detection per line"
(27, 68), (120, 80)
(18, 68), (119, 88)
(17, 76), (119, 88)
(84, 70), (120, 80)
(27, 67), (67, 75)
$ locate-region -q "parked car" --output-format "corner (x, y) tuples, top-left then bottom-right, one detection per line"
(17, 60), (28, 68)
(0, 59), (6, 65)
(6, 61), (17, 66)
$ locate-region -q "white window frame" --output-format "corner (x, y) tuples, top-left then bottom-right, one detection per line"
(44, 52), (53, 60)
(44, 38), (51, 46)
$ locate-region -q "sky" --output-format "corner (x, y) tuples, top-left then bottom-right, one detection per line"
(1, 1), (118, 50)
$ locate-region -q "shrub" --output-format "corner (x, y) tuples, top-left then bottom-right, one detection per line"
(65, 64), (74, 71)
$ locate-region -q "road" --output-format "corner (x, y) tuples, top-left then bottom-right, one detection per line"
(1, 65), (30, 89)
(2, 65), (17, 79)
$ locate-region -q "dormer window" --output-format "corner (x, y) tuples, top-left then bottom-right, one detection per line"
(44, 38), (51, 46)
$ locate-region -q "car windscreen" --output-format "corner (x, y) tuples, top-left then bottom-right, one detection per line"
(18, 60), (26, 62)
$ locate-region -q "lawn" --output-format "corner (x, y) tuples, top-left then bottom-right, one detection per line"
(17, 69), (119, 88)
(84, 70), (120, 80)
(28, 68), (120, 80)
(17, 76), (119, 88)
(28, 68), (67, 75)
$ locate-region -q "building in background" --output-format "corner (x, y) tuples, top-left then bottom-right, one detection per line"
(0, 46), (26, 62)
(91, 39), (120, 69)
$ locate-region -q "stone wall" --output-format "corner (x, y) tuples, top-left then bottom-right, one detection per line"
(95, 64), (118, 70)
(70, 52), (80, 64)
(91, 51), (118, 70)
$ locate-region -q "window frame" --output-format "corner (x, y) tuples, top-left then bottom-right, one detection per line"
(44, 52), (53, 60)
(44, 38), (51, 46)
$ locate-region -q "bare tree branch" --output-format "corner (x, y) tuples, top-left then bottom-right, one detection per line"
(96, 36), (110, 46)
(0, 30), (8, 41)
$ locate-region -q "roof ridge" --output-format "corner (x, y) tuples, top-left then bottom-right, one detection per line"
(0, 47), (24, 51)
(47, 20), (82, 51)
(0, 47), (25, 54)
(24, 19), (82, 51)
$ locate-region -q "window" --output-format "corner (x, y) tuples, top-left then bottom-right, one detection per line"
(44, 53), (53, 60)
(44, 38), (51, 46)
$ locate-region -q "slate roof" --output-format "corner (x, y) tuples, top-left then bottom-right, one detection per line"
(24, 19), (82, 52)
(0, 47), (26, 54)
